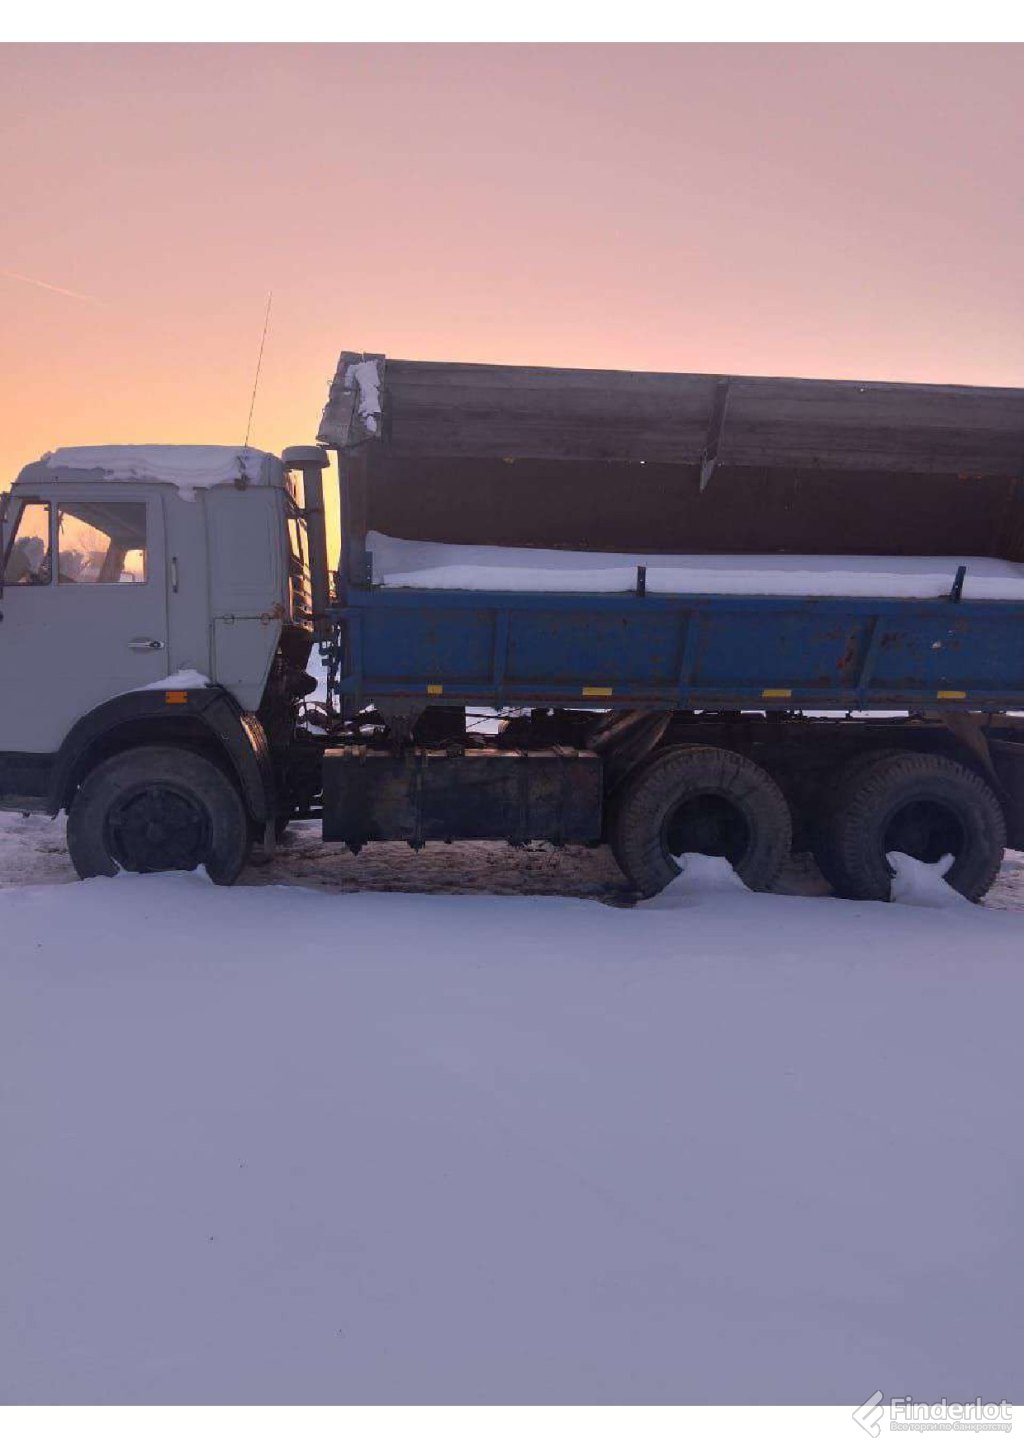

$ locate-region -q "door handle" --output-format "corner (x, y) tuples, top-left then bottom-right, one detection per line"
(129, 638), (165, 651)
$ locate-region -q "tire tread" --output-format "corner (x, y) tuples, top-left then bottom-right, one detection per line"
(611, 745), (792, 898)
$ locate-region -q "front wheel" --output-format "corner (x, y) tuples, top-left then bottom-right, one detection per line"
(609, 746), (793, 898)
(67, 745), (249, 885)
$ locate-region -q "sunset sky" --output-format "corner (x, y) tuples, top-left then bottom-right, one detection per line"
(1, 42), (1020, 554)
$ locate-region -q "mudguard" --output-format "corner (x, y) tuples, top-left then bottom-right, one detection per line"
(47, 685), (276, 826)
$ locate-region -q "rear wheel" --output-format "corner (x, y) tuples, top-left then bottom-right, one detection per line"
(610, 746), (792, 897)
(816, 751), (1005, 902)
(810, 748), (905, 891)
(67, 746), (249, 885)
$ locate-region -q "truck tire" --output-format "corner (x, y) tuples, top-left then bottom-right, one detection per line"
(610, 746), (792, 897)
(67, 745), (249, 885)
(811, 748), (906, 892)
(818, 751), (1006, 902)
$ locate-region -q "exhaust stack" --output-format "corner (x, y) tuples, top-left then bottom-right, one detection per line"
(282, 445), (331, 639)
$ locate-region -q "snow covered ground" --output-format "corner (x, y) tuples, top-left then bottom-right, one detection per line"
(2, 812), (1024, 1406)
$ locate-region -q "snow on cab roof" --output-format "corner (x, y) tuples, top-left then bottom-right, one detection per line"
(33, 445), (277, 499)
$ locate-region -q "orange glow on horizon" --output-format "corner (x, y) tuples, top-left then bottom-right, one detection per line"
(1, 41), (1021, 571)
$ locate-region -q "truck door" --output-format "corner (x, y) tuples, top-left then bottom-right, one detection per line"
(0, 489), (169, 754)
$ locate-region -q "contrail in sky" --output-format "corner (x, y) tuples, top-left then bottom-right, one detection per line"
(0, 268), (98, 302)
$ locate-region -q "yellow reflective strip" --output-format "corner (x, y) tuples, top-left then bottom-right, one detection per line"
(582, 686), (613, 698)
(762, 688), (792, 700)
(426, 683), (444, 696)
(937, 690), (967, 700)
(165, 691), (188, 705)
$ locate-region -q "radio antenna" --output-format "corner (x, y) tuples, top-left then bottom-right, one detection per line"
(243, 291), (273, 448)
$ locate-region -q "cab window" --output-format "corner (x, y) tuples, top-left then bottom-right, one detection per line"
(3, 501), (52, 585)
(57, 502), (147, 584)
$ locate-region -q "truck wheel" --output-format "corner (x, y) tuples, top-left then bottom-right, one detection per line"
(67, 746), (249, 885)
(610, 746), (792, 897)
(818, 751), (1006, 902)
(811, 749), (906, 892)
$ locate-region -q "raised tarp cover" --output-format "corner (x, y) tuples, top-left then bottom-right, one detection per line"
(319, 352), (1023, 476)
(320, 352), (1024, 564)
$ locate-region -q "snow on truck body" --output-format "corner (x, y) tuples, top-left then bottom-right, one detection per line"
(1, 353), (1023, 900)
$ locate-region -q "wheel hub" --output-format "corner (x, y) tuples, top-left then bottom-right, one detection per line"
(663, 791), (752, 865)
(883, 798), (965, 865)
(106, 786), (210, 873)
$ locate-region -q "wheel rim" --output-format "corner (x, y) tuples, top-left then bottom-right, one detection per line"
(662, 791), (752, 865)
(882, 797), (966, 868)
(105, 785), (211, 873)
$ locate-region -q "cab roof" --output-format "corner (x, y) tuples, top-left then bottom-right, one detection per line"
(15, 445), (281, 498)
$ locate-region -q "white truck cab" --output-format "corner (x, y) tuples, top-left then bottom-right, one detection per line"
(0, 444), (329, 878)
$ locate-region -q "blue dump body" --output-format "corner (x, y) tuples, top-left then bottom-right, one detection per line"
(318, 353), (1024, 719)
(333, 587), (1024, 714)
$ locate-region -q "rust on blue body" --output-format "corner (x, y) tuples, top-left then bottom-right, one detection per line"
(328, 586), (1024, 715)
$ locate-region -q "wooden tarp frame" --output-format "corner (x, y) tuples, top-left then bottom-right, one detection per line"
(320, 351), (1024, 479)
